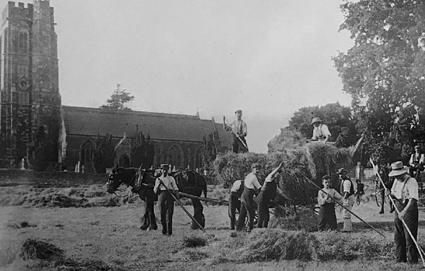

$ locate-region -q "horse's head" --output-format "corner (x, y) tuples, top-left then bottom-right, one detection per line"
(106, 167), (137, 194)
(106, 168), (123, 194)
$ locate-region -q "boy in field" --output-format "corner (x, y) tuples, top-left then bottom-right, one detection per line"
(318, 175), (342, 231)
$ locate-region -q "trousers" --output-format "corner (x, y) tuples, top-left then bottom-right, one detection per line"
(318, 202), (337, 231)
(158, 191), (175, 235)
(394, 200), (418, 263)
(236, 188), (256, 231)
(228, 193), (241, 230)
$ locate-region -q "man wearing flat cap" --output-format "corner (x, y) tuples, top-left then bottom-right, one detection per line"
(153, 164), (179, 235)
(337, 168), (355, 232)
(225, 109), (248, 153)
(389, 161), (419, 264)
(311, 117), (331, 143)
(236, 163), (261, 232)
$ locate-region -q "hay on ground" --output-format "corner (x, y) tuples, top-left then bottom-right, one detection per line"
(20, 239), (64, 262)
(183, 235), (208, 248)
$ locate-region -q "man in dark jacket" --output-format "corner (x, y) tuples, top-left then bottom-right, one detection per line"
(257, 162), (283, 228)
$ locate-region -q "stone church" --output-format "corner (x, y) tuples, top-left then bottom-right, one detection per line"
(0, 1), (232, 172)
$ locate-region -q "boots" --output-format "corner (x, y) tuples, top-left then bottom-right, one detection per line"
(342, 218), (353, 232)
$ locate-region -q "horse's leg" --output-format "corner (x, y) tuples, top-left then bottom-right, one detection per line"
(191, 198), (204, 229)
(140, 198), (149, 230)
(147, 197), (157, 230)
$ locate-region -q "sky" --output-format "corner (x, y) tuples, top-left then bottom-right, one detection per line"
(4, 0), (353, 153)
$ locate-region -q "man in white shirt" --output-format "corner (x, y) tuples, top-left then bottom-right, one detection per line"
(225, 109), (248, 153)
(337, 168), (355, 232)
(154, 164), (179, 235)
(389, 161), (419, 264)
(311, 117), (331, 143)
(236, 163), (261, 232)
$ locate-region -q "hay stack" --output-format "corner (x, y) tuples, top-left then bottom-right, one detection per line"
(213, 142), (353, 205)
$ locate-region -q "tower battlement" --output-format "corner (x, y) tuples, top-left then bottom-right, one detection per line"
(2, 2), (34, 22)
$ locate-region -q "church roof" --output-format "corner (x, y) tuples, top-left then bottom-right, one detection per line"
(62, 106), (232, 145)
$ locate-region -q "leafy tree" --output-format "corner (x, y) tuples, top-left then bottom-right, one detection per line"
(334, 0), (425, 164)
(100, 84), (135, 111)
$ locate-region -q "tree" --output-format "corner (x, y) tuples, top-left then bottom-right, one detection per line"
(288, 103), (358, 143)
(100, 84), (135, 111)
(334, 0), (425, 164)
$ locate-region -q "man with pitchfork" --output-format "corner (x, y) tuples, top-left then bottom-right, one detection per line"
(388, 161), (419, 264)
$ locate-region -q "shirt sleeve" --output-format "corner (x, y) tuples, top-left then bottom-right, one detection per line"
(322, 124), (331, 137)
(153, 178), (160, 193)
(170, 176), (179, 191)
(409, 154), (415, 166)
(391, 180), (397, 197)
(311, 127), (318, 139)
(420, 154), (425, 164)
(332, 189), (343, 201)
(265, 173), (273, 183)
(242, 121), (247, 136)
(406, 178), (419, 201)
(231, 180), (242, 192)
(252, 176), (262, 190)
(343, 180), (351, 193)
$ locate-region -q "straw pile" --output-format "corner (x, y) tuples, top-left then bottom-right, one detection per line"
(213, 142), (353, 205)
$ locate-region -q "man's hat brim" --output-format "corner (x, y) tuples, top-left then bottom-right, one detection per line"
(388, 167), (408, 177)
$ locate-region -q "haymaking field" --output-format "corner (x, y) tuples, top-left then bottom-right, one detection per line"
(0, 180), (425, 271)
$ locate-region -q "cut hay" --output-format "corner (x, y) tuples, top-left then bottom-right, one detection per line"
(20, 239), (64, 262)
(222, 229), (396, 263)
(237, 230), (319, 262)
(269, 206), (318, 232)
(183, 235), (208, 248)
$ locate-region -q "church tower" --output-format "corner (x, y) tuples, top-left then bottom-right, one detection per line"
(0, 0), (61, 168)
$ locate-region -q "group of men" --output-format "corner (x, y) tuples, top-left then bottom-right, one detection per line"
(153, 110), (422, 264)
(228, 162), (284, 232)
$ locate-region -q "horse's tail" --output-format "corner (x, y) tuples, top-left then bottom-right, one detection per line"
(202, 176), (207, 198)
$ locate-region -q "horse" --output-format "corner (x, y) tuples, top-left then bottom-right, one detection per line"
(106, 167), (208, 230)
(106, 167), (158, 230)
(172, 170), (208, 229)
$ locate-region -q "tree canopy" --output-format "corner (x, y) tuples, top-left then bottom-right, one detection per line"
(288, 102), (357, 144)
(334, 0), (425, 164)
(100, 84), (135, 111)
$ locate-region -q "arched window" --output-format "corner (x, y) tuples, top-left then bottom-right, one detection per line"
(18, 31), (28, 51)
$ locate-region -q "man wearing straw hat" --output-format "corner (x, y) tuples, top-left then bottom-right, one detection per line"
(389, 161), (419, 264)
(311, 117), (331, 143)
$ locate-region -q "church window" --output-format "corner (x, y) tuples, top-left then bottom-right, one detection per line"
(18, 31), (28, 51)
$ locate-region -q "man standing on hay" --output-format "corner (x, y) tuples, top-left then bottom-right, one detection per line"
(337, 168), (355, 232)
(236, 163), (262, 232)
(388, 161), (419, 264)
(224, 109), (248, 153)
(311, 117), (331, 143)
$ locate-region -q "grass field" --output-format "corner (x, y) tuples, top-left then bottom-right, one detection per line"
(0, 183), (425, 270)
